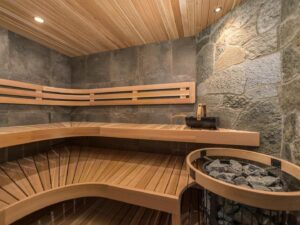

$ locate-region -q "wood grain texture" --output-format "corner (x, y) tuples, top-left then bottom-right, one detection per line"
(186, 148), (300, 211)
(0, 0), (241, 56)
(0, 122), (260, 148)
(13, 198), (172, 225)
(0, 146), (192, 225)
(0, 79), (196, 106)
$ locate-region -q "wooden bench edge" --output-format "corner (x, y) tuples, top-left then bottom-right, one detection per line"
(2, 183), (181, 225)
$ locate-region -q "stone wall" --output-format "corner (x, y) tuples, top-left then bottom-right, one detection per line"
(0, 29), (72, 127)
(196, 0), (283, 156)
(70, 37), (196, 124)
(0, 30), (72, 162)
(279, 0), (300, 164)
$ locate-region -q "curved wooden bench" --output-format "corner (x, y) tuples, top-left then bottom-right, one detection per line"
(0, 122), (260, 148)
(0, 146), (194, 225)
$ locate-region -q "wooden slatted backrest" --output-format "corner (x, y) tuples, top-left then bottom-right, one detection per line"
(0, 79), (195, 106)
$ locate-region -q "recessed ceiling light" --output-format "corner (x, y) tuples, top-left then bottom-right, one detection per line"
(214, 7), (222, 13)
(34, 16), (44, 23)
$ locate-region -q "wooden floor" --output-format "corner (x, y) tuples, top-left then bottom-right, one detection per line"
(0, 146), (192, 224)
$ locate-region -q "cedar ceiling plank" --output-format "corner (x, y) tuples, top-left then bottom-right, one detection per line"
(0, 0), (241, 56)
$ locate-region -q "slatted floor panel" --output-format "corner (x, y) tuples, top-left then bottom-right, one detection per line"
(0, 146), (190, 212)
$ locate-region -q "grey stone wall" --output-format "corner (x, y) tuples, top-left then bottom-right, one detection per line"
(196, 0), (283, 156)
(279, 0), (300, 164)
(0, 29), (72, 127)
(70, 37), (196, 124)
(0, 30), (72, 162)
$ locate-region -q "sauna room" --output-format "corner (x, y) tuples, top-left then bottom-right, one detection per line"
(0, 0), (299, 224)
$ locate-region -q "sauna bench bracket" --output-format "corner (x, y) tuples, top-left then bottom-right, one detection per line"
(0, 122), (260, 148)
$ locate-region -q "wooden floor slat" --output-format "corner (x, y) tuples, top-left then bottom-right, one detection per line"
(18, 157), (44, 194)
(0, 169), (26, 201)
(0, 162), (35, 197)
(59, 147), (70, 187)
(1, 146), (189, 225)
(0, 188), (17, 206)
(48, 150), (60, 189)
(65, 147), (80, 185)
(34, 154), (51, 191)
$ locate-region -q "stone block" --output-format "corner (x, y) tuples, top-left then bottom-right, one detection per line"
(8, 32), (50, 85)
(197, 95), (223, 108)
(137, 112), (170, 124)
(279, 16), (300, 48)
(207, 107), (240, 128)
(280, 78), (300, 113)
(281, 143), (293, 162)
(7, 111), (50, 126)
(236, 99), (282, 128)
(138, 41), (172, 84)
(0, 112), (8, 127)
(172, 37), (196, 78)
(244, 28), (278, 59)
(225, 16), (257, 46)
(0, 28), (9, 70)
(198, 65), (246, 95)
(282, 43), (300, 82)
(281, 0), (300, 21)
(257, 0), (281, 34)
(283, 113), (297, 142)
(110, 47), (138, 83)
(196, 43), (214, 83)
(50, 50), (71, 87)
(293, 140), (300, 165)
(244, 53), (281, 90)
(86, 52), (111, 83)
(71, 56), (86, 85)
(222, 95), (250, 109)
(229, 0), (262, 29)
(234, 99), (282, 155)
(245, 83), (279, 100)
(196, 36), (210, 53)
(215, 46), (245, 71)
(50, 112), (71, 123)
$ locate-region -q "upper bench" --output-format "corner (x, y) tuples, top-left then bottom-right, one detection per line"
(0, 122), (260, 148)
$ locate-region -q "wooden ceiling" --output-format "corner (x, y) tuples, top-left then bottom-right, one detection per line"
(0, 0), (242, 57)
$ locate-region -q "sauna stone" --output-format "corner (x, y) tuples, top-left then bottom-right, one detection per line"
(205, 159), (284, 192)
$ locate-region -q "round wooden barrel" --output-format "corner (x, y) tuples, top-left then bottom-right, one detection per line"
(186, 148), (300, 211)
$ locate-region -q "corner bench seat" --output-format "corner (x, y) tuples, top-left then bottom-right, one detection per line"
(0, 146), (192, 225)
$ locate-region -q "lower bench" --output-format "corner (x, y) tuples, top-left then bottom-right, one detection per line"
(0, 146), (194, 225)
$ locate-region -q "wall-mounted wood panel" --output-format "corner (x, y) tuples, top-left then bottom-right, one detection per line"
(0, 79), (195, 106)
(0, 0), (242, 56)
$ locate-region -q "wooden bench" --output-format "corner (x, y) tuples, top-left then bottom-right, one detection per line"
(0, 146), (192, 225)
(0, 122), (260, 148)
(0, 122), (259, 224)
